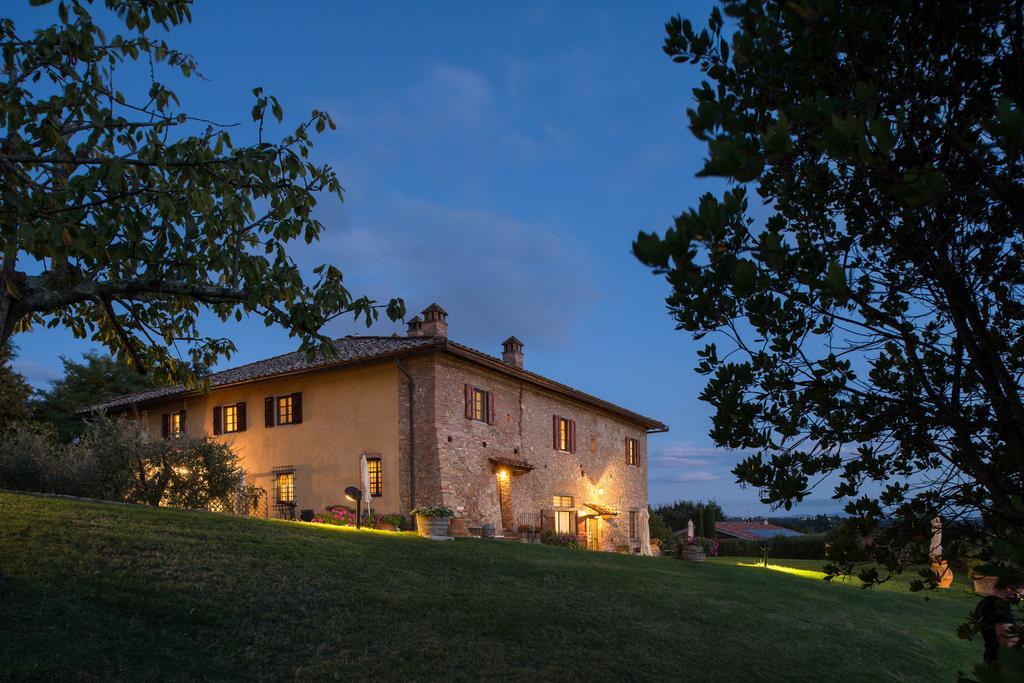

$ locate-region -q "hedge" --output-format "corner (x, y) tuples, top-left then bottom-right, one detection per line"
(716, 533), (829, 560)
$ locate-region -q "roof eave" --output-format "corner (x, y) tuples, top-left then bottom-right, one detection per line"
(82, 339), (447, 414)
(441, 341), (668, 432)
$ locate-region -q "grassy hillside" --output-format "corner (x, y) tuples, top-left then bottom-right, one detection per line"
(0, 493), (982, 681)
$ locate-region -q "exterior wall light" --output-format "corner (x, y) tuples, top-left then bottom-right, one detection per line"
(498, 469), (509, 480)
(344, 486), (363, 529)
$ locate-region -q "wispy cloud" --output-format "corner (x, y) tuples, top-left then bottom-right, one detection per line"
(316, 197), (596, 347)
(650, 471), (723, 484)
(12, 358), (60, 387)
(650, 442), (747, 469)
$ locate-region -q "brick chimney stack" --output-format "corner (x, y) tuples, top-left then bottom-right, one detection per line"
(502, 336), (524, 368)
(406, 315), (423, 337)
(420, 303), (448, 338)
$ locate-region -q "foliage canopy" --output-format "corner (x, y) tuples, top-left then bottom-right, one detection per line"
(0, 0), (403, 387)
(635, 0), (1024, 597)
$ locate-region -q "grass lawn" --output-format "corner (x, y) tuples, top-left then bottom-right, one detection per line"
(0, 492), (984, 681)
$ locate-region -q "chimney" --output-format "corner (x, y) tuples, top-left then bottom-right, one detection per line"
(406, 315), (423, 337)
(420, 303), (448, 337)
(502, 336), (524, 368)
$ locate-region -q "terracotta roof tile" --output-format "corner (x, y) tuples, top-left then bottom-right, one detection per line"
(85, 336), (442, 412)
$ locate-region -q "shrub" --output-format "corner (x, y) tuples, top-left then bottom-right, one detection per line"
(0, 416), (245, 511)
(410, 505), (454, 518)
(0, 424), (90, 496)
(517, 523), (540, 534)
(313, 508), (361, 526)
(540, 529), (579, 548)
(716, 533), (829, 560)
(376, 513), (406, 530)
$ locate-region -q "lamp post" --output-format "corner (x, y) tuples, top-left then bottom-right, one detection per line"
(344, 486), (363, 529)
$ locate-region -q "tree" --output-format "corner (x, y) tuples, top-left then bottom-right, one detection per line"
(32, 352), (154, 442)
(651, 499), (724, 533)
(0, 346), (31, 433)
(702, 504), (717, 539)
(0, 1), (403, 387)
(634, 0), (1024, 602)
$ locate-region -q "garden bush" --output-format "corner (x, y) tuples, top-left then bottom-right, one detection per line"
(716, 533), (829, 560)
(0, 416), (245, 511)
(540, 529), (579, 548)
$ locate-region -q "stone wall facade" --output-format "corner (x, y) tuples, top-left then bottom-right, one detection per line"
(399, 351), (650, 552)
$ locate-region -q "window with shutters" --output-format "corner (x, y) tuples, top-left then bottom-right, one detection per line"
(265, 393), (302, 427)
(277, 395), (294, 425)
(471, 387), (488, 422)
(555, 416), (573, 452)
(626, 437), (639, 466)
(629, 510), (638, 540)
(366, 457), (382, 497)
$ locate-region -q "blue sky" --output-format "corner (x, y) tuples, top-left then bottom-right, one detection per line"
(9, 1), (846, 515)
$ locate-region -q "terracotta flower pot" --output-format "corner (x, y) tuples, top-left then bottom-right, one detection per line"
(680, 545), (706, 562)
(931, 560), (954, 589)
(972, 574), (997, 595)
(416, 515), (450, 538)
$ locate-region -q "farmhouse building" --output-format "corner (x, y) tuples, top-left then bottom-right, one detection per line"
(92, 304), (667, 552)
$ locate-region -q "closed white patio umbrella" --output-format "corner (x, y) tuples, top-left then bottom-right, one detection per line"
(360, 454), (372, 516)
(640, 507), (653, 556)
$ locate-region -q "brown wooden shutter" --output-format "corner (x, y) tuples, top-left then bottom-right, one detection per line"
(264, 397), (275, 427)
(177, 410), (186, 434)
(237, 402), (247, 432)
(541, 509), (555, 532)
(569, 420), (576, 454)
(161, 413), (170, 439)
(464, 384), (473, 419)
(625, 436), (630, 463)
(552, 415), (559, 449)
(212, 406), (222, 435)
(569, 511), (578, 539)
(291, 392), (303, 424)
(486, 391), (495, 425)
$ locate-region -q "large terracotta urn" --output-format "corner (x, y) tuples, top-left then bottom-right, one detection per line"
(931, 560), (954, 589)
(416, 515), (450, 538)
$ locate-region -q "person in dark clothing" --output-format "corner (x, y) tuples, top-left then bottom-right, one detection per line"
(976, 576), (1023, 664)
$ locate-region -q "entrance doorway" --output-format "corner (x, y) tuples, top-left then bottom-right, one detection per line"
(497, 471), (513, 532)
(585, 517), (600, 551)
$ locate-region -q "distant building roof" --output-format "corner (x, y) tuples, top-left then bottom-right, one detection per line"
(715, 521), (804, 541)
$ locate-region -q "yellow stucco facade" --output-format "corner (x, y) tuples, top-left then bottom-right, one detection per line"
(141, 362), (400, 515)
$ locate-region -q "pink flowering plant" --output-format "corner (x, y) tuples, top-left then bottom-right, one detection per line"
(685, 536), (720, 556)
(312, 507), (361, 527)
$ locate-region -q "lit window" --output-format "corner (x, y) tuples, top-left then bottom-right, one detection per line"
(275, 471), (295, 504)
(629, 510), (638, 539)
(367, 457), (382, 497)
(626, 438), (639, 466)
(224, 404), (238, 433)
(472, 388), (488, 422)
(277, 396), (293, 425)
(171, 412), (183, 437)
(555, 510), (574, 534)
(557, 417), (570, 451)
(552, 495), (574, 508)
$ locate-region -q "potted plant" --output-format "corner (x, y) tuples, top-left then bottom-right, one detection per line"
(376, 514), (405, 532)
(411, 505), (454, 537)
(679, 537), (707, 562)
